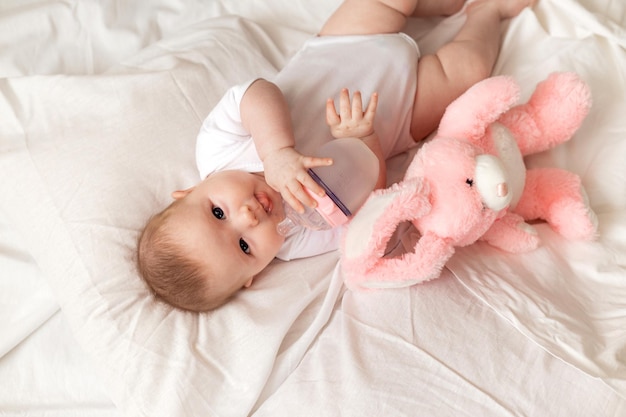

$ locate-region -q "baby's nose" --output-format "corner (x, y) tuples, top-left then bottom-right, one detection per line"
(239, 205), (259, 227)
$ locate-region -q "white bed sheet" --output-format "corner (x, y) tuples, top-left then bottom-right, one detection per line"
(0, 215), (121, 417)
(1, 1), (625, 416)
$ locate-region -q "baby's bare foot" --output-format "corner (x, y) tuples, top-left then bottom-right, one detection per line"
(469, 0), (536, 19)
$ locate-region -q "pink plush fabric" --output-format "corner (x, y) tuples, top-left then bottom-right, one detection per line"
(341, 72), (598, 290)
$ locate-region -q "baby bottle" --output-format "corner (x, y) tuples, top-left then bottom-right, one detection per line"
(276, 138), (379, 236)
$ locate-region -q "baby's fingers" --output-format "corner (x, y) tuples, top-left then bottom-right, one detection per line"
(364, 92), (378, 121)
(339, 88), (352, 120)
(287, 175), (320, 211)
(301, 157), (333, 196)
(326, 98), (340, 127)
(303, 155), (333, 169)
(351, 91), (364, 119)
(282, 188), (305, 214)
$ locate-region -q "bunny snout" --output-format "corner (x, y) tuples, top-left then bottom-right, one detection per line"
(474, 154), (512, 211)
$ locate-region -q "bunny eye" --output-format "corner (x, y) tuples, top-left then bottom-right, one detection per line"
(465, 178), (474, 187)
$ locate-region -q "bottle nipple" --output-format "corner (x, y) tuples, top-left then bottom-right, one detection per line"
(276, 200), (331, 236)
(276, 207), (298, 236)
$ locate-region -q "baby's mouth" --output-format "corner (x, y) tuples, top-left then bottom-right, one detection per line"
(255, 193), (273, 214)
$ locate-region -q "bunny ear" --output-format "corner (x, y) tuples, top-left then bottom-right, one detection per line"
(341, 177), (431, 289)
(349, 232), (456, 289)
(437, 76), (520, 144)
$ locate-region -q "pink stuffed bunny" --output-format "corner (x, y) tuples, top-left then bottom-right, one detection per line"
(341, 72), (598, 290)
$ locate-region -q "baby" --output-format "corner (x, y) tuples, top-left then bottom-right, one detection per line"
(138, 0), (536, 312)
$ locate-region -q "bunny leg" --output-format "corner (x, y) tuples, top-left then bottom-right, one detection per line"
(514, 168), (598, 240)
(481, 212), (540, 252)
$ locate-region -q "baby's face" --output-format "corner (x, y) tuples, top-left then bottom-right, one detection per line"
(169, 170), (286, 298)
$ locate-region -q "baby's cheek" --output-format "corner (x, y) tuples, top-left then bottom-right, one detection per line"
(271, 233), (286, 253)
(268, 231), (286, 257)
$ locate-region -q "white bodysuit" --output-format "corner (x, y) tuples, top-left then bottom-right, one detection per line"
(196, 33), (420, 260)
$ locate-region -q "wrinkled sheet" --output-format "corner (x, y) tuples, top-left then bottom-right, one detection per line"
(0, 1), (625, 416)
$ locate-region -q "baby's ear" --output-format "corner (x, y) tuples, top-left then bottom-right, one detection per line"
(243, 277), (254, 288)
(171, 188), (194, 200)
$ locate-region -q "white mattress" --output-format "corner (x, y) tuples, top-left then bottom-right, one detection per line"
(1, 0), (625, 416)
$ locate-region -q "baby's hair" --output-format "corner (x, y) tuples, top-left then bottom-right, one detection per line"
(137, 203), (225, 312)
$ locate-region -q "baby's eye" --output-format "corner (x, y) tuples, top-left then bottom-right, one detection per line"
(239, 238), (250, 254)
(212, 206), (224, 219)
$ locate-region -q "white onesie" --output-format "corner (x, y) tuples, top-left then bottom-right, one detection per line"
(196, 33), (420, 260)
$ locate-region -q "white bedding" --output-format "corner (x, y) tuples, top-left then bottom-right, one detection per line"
(1, 1), (625, 416)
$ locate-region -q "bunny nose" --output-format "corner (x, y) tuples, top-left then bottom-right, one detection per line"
(497, 183), (508, 197)
(475, 154), (512, 211)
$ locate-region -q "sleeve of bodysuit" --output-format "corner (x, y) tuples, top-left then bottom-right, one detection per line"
(195, 79), (264, 179)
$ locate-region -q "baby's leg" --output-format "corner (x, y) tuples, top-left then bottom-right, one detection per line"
(411, 0), (466, 17)
(319, 0), (465, 36)
(410, 0), (535, 141)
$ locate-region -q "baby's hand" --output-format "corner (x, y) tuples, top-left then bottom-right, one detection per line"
(326, 89), (378, 140)
(262, 146), (332, 213)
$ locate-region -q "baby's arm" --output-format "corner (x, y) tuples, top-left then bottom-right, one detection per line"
(240, 79), (332, 213)
(326, 89), (386, 189)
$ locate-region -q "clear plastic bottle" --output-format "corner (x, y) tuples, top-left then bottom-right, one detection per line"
(276, 138), (379, 236)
